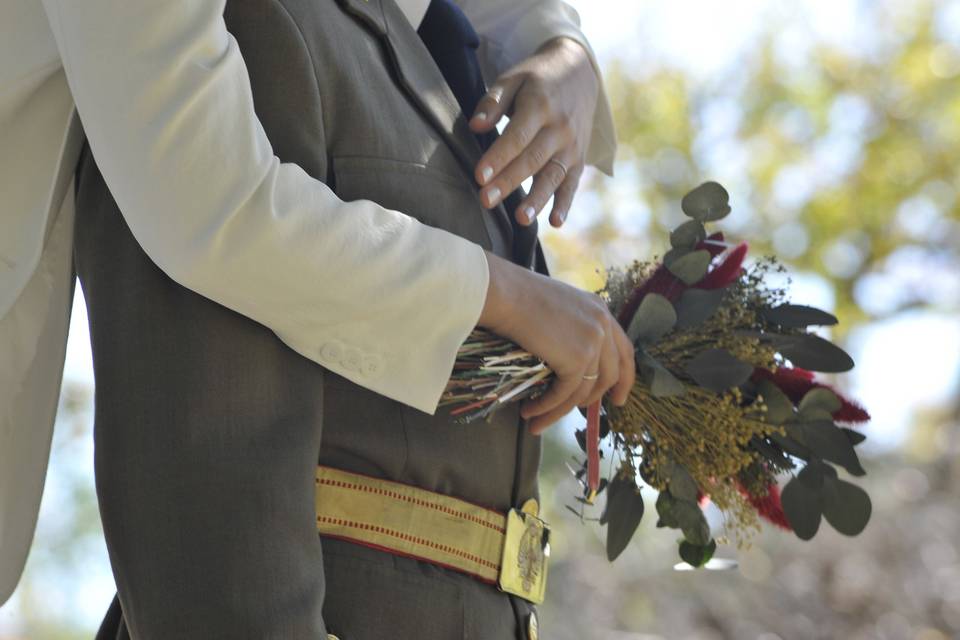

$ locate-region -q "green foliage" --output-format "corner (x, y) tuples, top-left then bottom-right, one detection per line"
(603, 474), (646, 561)
(583, 1), (960, 330)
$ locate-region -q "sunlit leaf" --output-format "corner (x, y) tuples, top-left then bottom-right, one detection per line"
(681, 182), (731, 222)
(670, 220), (707, 249)
(666, 250), (711, 285)
(626, 293), (677, 344)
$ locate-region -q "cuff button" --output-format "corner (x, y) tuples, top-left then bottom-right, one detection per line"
(341, 346), (363, 371)
(360, 353), (385, 378)
(319, 340), (344, 363)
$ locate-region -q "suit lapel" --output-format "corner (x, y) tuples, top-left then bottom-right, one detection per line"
(335, 0), (514, 252)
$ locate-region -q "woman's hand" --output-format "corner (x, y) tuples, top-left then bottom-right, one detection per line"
(469, 36), (599, 229)
(478, 251), (636, 435)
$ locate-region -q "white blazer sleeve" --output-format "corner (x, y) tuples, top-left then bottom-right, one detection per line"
(39, 0), (491, 416)
(456, 0), (618, 176)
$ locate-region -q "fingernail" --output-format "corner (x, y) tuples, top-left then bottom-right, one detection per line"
(480, 165), (494, 184)
(522, 206), (535, 223)
(473, 111), (487, 123)
(484, 186), (501, 207)
(560, 209), (568, 224)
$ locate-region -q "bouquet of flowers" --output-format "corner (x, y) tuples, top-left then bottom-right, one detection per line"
(439, 182), (872, 567)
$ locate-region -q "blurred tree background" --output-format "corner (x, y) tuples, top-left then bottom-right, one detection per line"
(536, 1), (960, 638)
(1, 0), (959, 638)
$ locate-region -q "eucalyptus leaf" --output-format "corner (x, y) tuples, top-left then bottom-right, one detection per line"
(627, 293), (677, 345)
(574, 428), (587, 452)
(749, 435), (792, 466)
(761, 304), (839, 328)
(682, 513), (712, 546)
(795, 406), (836, 423)
(681, 182), (732, 222)
(788, 421), (866, 476)
(762, 334), (855, 373)
(636, 350), (660, 377)
(684, 349), (755, 392)
(841, 427), (867, 445)
(663, 247), (691, 268)
(769, 431), (812, 459)
(821, 476), (872, 536)
(798, 387), (842, 415)
(797, 459), (833, 490)
(679, 539), (717, 568)
(756, 379), (796, 424)
(675, 288), (725, 329)
(651, 365), (686, 397)
(667, 250), (712, 285)
(781, 475), (822, 540)
(670, 220), (707, 249)
(657, 490), (705, 535)
(604, 475), (645, 561)
(666, 464), (699, 503)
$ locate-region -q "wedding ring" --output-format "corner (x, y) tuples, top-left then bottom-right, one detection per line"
(582, 372), (599, 380)
(548, 158), (568, 177)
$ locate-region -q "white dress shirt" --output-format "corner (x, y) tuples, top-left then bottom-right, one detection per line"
(0, 0), (616, 604)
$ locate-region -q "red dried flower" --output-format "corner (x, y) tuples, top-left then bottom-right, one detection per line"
(737, 479), (792, 530)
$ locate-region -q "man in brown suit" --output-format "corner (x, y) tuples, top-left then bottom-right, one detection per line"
(64, 0), (634, 637)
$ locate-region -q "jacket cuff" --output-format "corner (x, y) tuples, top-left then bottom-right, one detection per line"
(274, 233), (490, 417)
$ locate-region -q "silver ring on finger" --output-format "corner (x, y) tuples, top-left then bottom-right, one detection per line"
(548, 157), (568, 177)
(582, 372), (599, 380)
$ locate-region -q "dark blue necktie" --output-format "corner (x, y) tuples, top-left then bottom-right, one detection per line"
(416, 0), (539, 269)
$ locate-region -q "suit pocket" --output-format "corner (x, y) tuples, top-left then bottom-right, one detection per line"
(321, 541), (466, 640)
(330, 155), (500, 254)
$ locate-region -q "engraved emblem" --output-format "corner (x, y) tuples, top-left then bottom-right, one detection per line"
(516, 516), (545, 593)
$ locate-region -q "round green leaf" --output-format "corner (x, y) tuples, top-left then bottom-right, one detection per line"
(790, 421), (866, 477)
(797, 459), (833, 490)
(675, 288), (725, 329)
(821, 476), (872, 536)
(756, 379), (796, 424)
(604, 475), (645, 561)
(684, 349), (755, 392)
(781, 475), (822, 540)
(651, 365), (686, 397)
(761, 304), (839, 328)
(667, 250), (712, 285)
(626, 293), (677, 345)
(682, 513), (711, 546)
(679, 539), (717, 568)
(665, 464), (699, 503)
(670, 220), (707, 249)
(798, 387), (842, 415)
(663, 247), (691, 268)
(681, 182), (732, 222)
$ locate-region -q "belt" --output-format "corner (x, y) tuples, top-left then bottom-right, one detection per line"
(314, 465), (550, 604)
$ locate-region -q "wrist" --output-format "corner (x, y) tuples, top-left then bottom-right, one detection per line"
(534, 35), (599, 94)
(478, 251), (519, 334)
